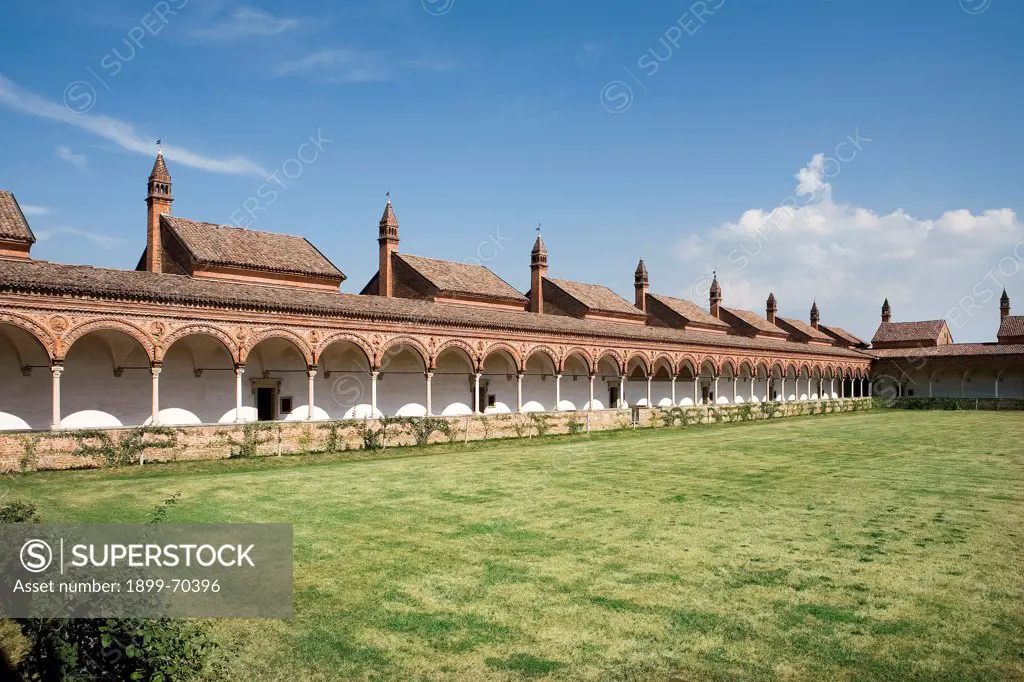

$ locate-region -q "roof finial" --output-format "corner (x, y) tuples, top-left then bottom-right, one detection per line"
(386, 190), (391, 204)
(156, 138), (162, 154)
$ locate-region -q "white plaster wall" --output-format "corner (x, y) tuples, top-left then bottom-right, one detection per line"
(61, 336), (150, 428)
(0, 366), (50, 430)
(158, 340), (236, 425)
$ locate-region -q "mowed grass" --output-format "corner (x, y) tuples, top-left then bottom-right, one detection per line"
(2, 411), (1023, 681)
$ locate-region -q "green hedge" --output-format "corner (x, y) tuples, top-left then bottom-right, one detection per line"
(880, 397), (1024, 411)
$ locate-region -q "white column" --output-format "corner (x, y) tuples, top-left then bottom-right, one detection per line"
(620, 376), (627, 408)
(713, 376), (719, 405)
(474, 372), (482, 413)
(750, 376), (755, 403)
(694, 377), (699, 406)
(818, 378), (823, 400)
(830, 377), (834, 399)
(235, 365), (245, 422)
(307, 366), (317, 420)
(928, 378), (933, 397)
(646, 375), (652, 407)
(960, 376), (965, 398)
(555, 373), (562, 412)
(151, 364), (162, 425)
(50, 363), (63, 430)
(780, 378), (786, 402)
(732, 377), (737, 404)
(671, 376), (677, 406)
(588, 373), (595, 411)
(867, 377), (872, 397)
(516, 372), (524, 412)
(425, 372), (433, 416)
(371, 370), (379, 415)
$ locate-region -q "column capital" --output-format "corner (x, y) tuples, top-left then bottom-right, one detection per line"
(51, 363), (64, 377)
(371, 370), (380, 378)
(234, 363), (246, 375)
(151, 363), (163, 377)
(307, 364), (318, 376)
(425, 371), (434, 379)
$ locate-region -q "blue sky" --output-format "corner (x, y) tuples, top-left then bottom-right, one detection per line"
(1, 0), (1022, 342)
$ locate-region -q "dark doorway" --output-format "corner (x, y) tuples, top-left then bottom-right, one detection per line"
(701, 384), (710, 405)
(608, 385), (620, 408)
(256, 387), (276, 421)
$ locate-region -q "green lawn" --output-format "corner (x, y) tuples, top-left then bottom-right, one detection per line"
(2, 411), (1023, 681)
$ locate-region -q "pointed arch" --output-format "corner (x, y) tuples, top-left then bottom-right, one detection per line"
(0, 312), (56, 361)
(525, 345), (560, 373)
(157, 324), (240, 364)
(314, 331), (375, 367)
(697, 355), (720, 376)
(624, 351), (651, 376)
(677, 354), (700, 377)
(240, 328), (314, 366)
(482, 342), (524, 373)
(594, 348), (625, 373)
(63, 318), (155, 362)
(720, 358), (738, 377)
(559, 346), (594, 374)
(379, 336), (430, 370)
(737, 358), (755, 377)
(433, 338), (480, 372)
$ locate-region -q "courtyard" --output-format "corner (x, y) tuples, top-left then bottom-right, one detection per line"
(2, 410), (1022, 680)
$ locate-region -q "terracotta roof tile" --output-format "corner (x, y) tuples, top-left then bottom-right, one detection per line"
(0, 259), (871, 360)
(722, 307), (786, 336)
(870, 344), (1024, 358)
(546, 278), (644, 318)
(0, 191), (35, 244)
(396, 253), (525, 303)
(819, 324), (866, 347)
(776, 316), (833, 342)
(647, 293), (730, 329)
(871, 320), (947, 344)
(997, 315), (1024, 339)
(163, 216), (343, 281)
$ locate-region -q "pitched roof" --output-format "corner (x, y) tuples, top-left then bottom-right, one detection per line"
(870, 343), (1024, 358)
(819, 324), (866, 347)
(648, 293), (730, 329)
(776, 316), (833, 342)
(149, 152), (171, 182)
(998, 315), (1024, 339)
(546, 278), (644, 317)
(162, 216), (343, 281)
(0, 259), (872, 360)
(871, 320), (947, 345)
(722, 307), (785, 336)
(395, 253), (525, 303)
(0, 191), (36, 244)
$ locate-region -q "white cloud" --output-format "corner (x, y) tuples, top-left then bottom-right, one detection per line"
(34, 226), (123, 249)
(19, 205), (50, 217)
(0, 74), (266, 177)
(673, 155), (1024, 343)
(190, 7), (299, 40)
(55, 145), (88, 170)
(276, 48), (455, 82)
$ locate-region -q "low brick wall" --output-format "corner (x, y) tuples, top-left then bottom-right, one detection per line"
(883, 397), (1024, 411)
(0, 399), (875, 473)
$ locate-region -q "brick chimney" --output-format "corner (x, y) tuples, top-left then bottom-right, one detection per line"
(634, 259), (649, 312)
(709, 272), (722, 318)
(882, 298), (891, 323)
(766, 293), (777, 325)
(810, 300), (820, 329)
(145, 150), (172, 272)
(529, 234), (548, 314)
(377, 196), (399, 297)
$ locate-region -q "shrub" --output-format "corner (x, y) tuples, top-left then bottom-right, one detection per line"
(71, 426), (179, 468)
(224, 422), (273, 459)
(2, 498), (218, 681)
